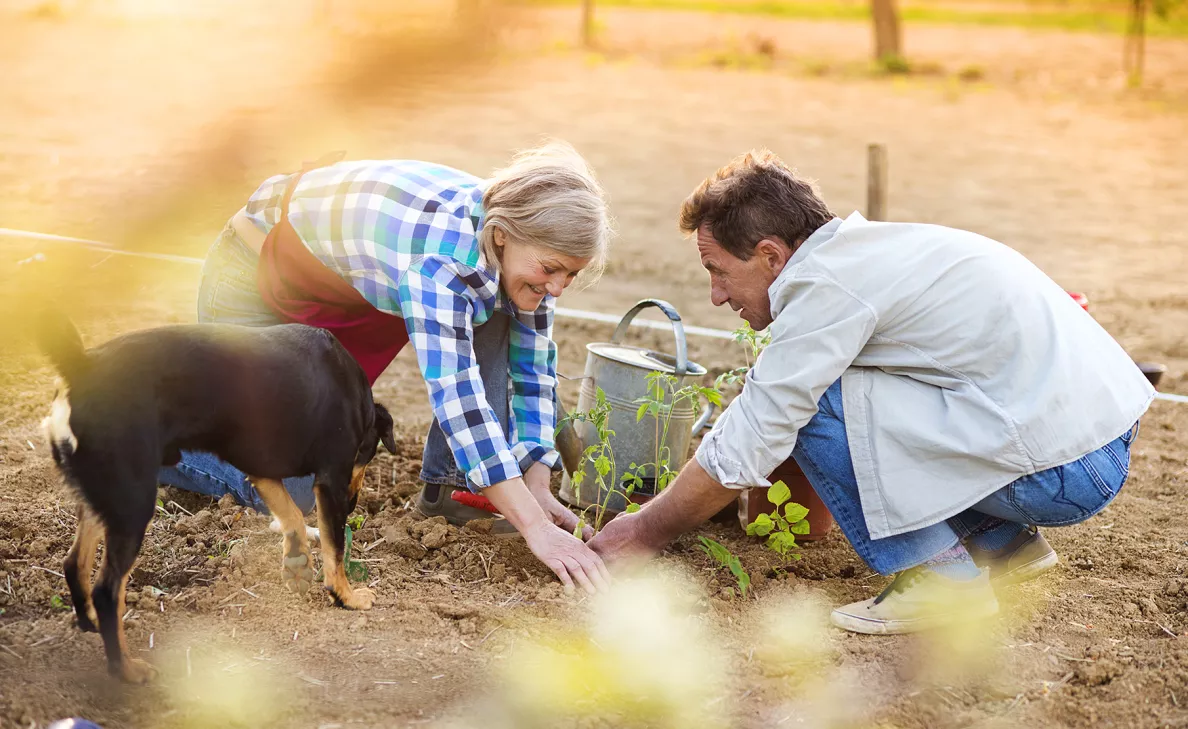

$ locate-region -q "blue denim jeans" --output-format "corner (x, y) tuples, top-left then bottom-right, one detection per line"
(793, 380), (1136, 575)
(158, 224), (516, 513)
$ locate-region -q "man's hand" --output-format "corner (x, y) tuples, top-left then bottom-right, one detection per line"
(587, 510), (662, 566)
(524, 462), (593, 540)
(590, 459), (742, 568)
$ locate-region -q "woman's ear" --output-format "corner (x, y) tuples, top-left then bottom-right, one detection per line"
(493, 227), (507, 249)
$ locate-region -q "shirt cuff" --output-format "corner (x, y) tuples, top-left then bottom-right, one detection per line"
(695, 429), (772, 490)
(465, 449), (523, 491)
(511, 442), (562, 473)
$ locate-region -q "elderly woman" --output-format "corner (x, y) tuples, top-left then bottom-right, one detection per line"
(159, 141), (612, 593)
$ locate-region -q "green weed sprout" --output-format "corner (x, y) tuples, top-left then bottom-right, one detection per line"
(697, 536), (750, 598)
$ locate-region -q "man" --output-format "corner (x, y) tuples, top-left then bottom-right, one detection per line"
(589, 150), (1153, 634)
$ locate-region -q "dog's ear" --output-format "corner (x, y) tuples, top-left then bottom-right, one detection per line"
(374, 403), (397, 454)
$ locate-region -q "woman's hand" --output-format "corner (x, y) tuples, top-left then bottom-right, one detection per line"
(484, 476), (610, 594)
(521, 519), (612, 595)
(523, 462), (593, 540)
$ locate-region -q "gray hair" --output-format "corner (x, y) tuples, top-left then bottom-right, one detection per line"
(480, 140), (613, 289)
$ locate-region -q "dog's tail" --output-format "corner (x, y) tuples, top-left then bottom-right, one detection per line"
(33, 307), (89, 384)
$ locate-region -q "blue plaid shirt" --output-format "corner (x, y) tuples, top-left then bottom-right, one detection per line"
(243, 160), (561, 489)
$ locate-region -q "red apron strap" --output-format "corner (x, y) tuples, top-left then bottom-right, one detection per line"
(255, 155), (409, 384)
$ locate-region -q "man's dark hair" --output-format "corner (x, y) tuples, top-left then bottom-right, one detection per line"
(679, 149), (834, 260)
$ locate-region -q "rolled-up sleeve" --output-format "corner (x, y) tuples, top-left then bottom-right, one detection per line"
(696, 272), (877, 488)
(397, 256), (521, 490)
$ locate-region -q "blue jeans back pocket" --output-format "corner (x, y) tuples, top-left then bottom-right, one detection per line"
(197, 225), (281, 326)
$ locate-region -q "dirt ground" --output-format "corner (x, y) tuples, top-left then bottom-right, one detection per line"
(0, 4), (1186, 728)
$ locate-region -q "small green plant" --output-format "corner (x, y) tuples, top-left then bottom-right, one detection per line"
(558, 387), (619, 531)
(877, 53), (912, 75)
(209, 537), (245, 560)
(562, 373), (721, 532)
(746, 480), (810, 562)
(343, 524), (368, 582)
(626, 371), (722, 494)
(49, 594), (69, 611)
(714, 322), (771, 391)
(347, 513), (366, 532)
(698, 537), (750, 598)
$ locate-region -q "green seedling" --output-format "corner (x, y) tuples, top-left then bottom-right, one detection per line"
(343, 524), (368, 582)
(746, 480), (810, 562)
(715, 322), (771, 391)
(49, 594), (69, 611)
(557, 387), (620, 530)
(627, 371), (722, 495)
(209, 537), (245, 560)
(347, 513), (366, 532)
(698, 537), (750, 598)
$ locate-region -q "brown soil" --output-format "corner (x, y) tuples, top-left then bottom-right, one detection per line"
(0, 5), (1186, 729)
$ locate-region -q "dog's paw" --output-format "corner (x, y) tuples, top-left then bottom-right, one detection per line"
(332, 586), (375, 611)
(76, 605), (99, 633)
(116, 657), (158, 685)
(281, 537), (315, 595)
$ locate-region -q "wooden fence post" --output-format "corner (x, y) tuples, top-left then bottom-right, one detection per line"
(867, 143), (888, 221)
(581, 0), (595, 47)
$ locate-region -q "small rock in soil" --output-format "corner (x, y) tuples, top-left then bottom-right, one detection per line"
(431, 602), (479, 620)
(421, 524), (450, 550)
(1139, 596), (1162, 617)
(464, 519), (495, 535)
(382, 525), (409, 543)
(190, 510), (215, 532)
(1075, 659), (1122, 686)
(390, 537), (428, 560)
(394, 480), (421, 497)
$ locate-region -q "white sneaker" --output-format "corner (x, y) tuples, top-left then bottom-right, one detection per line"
(830, 568), (999, 635)
(269, 517), (320, 544)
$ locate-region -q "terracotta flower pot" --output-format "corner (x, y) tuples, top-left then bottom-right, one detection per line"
(738, 457), (834, 542)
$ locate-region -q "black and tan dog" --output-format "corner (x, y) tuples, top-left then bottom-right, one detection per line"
(34, 310), (395, 683)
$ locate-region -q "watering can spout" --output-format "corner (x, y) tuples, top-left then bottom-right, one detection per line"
(554, 413), (586, 478)
(692, 400), (716, 435)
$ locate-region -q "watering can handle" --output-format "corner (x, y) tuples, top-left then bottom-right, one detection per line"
(610, 299), (689, 377)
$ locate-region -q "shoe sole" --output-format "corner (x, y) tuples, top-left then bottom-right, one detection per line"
(992, 550), (1059, 587)
(830, 600), (1000, 636)
(416, 490), (521, 537)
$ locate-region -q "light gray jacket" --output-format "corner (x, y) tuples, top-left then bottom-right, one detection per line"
(696, 213), (1154, 539)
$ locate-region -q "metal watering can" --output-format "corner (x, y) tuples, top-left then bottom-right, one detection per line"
(557, 299), (715, 514)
